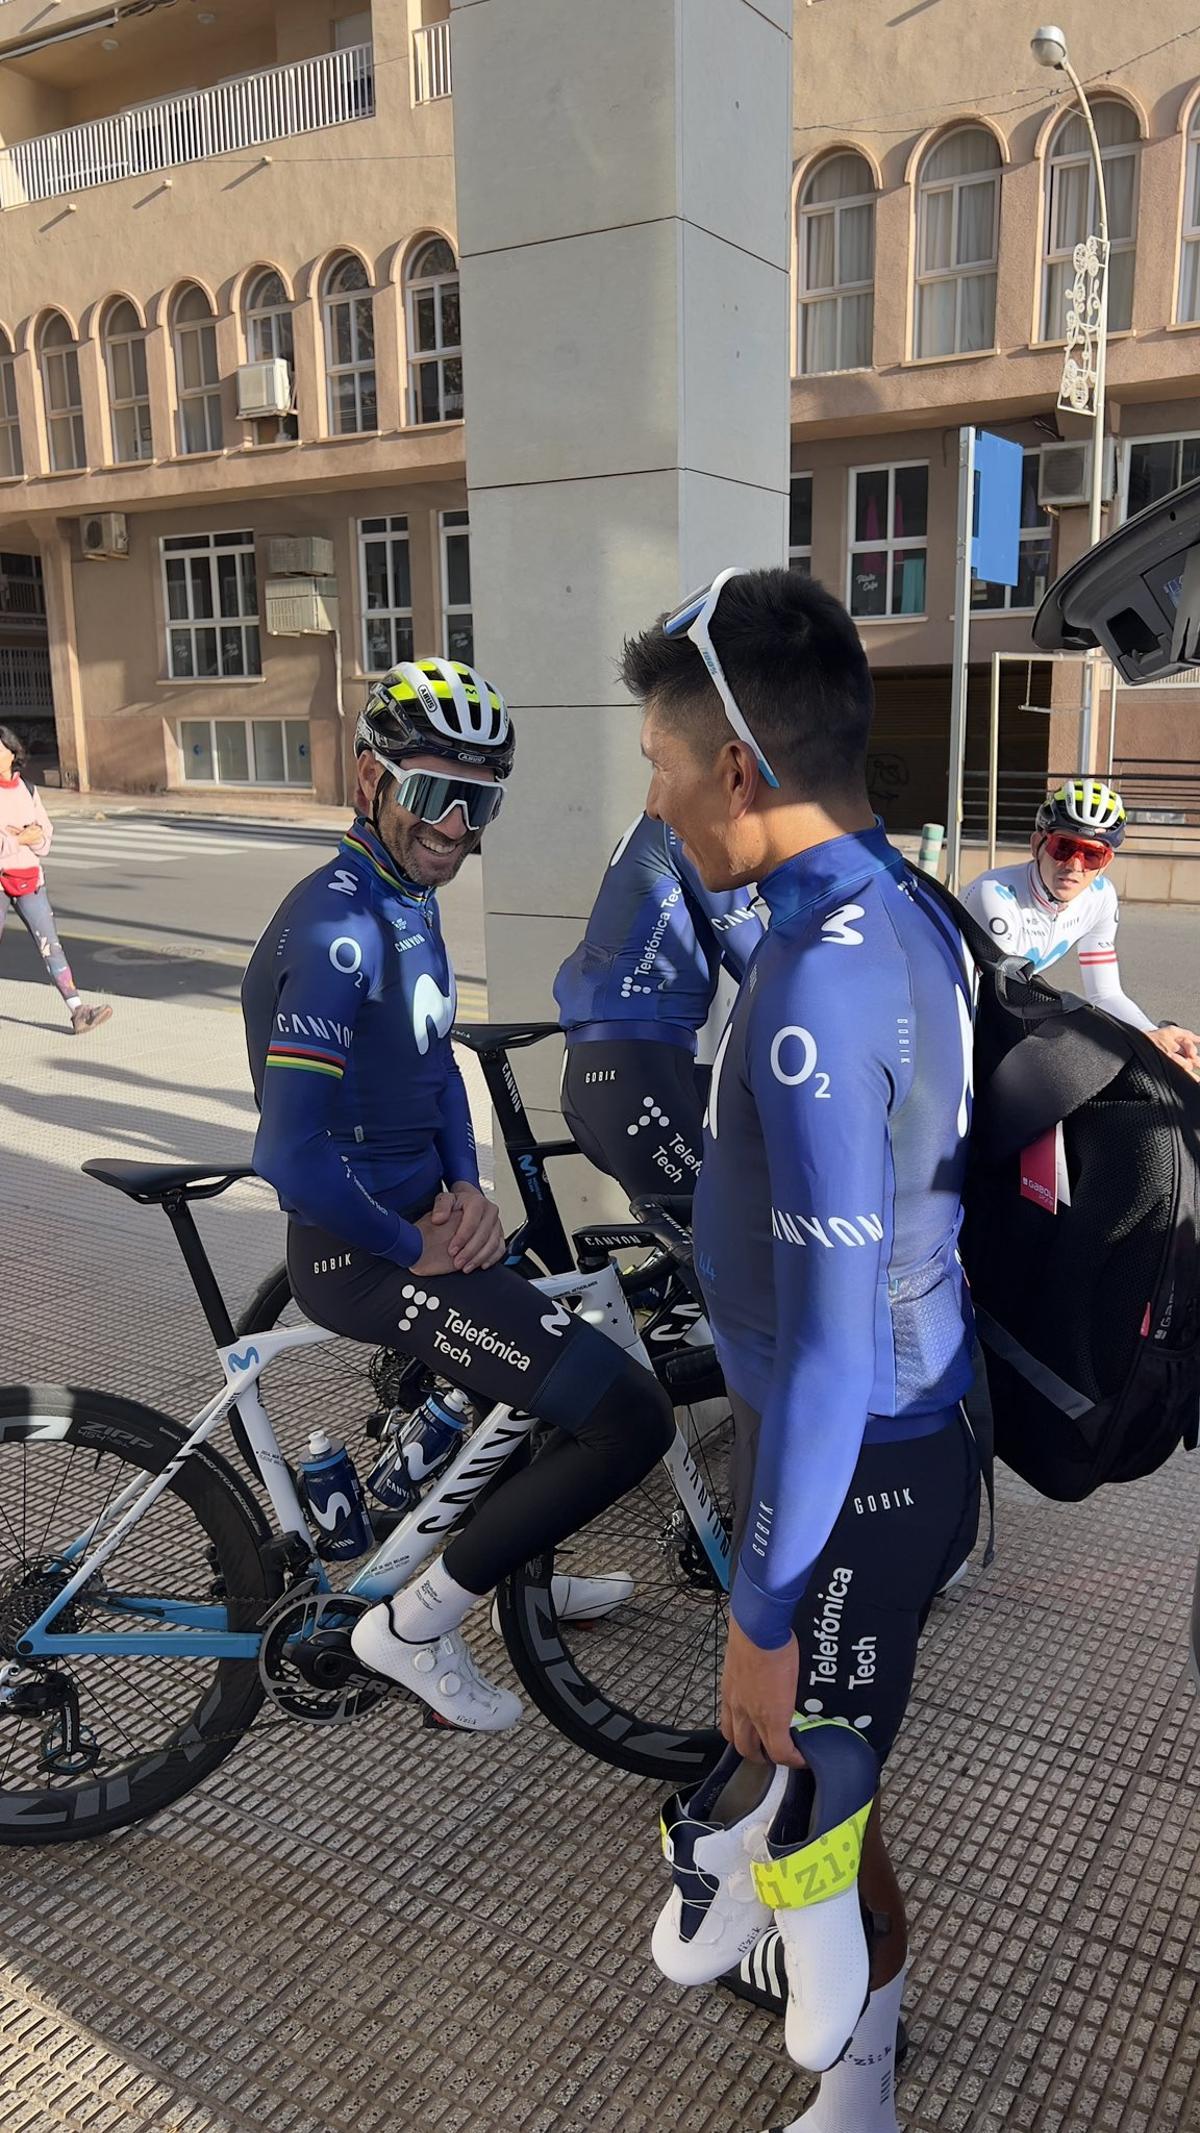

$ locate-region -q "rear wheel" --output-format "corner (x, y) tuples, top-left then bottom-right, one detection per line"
(0, 1385), (276, 1844)
(497, 1404), (733, 1784)
(239, 1267), (733, 1783)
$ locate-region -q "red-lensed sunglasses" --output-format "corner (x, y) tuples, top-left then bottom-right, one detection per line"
(1042, 832), (1112, 871)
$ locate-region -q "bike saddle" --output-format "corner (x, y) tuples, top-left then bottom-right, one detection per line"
(82, 1157), (256, 1204)
(451, 1020), (560, 1053)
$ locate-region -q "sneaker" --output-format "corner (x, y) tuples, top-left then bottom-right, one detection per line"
(349, 1602), (523, 1731)
(71, 1003), (112, 1037)
(752, 1718), (879, 2073)
(651, 1748), (789, 1986)
(489, 1570), (634, 1637)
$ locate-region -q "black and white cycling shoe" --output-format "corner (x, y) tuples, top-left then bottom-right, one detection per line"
(718, 1933), (910, 2067)
(651, 1748), (788, 1985)
(489, 1570), (634, 1637)
(350, 1603), (523, 1730)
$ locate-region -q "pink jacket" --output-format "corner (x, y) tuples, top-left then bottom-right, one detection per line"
(0, 775), (53, 888)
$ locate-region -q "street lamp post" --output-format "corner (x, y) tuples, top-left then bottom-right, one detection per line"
(1032, 24), (1109, 772)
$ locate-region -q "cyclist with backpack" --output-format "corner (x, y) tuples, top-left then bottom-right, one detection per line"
(554, 813), (763, 1202)
(241, 659), (672, 1733)
(625, 567), (981, 2133)
(962, 780), (1200, 1069)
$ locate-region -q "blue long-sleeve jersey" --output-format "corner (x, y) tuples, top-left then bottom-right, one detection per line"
(554, 813), (763, 1050)
(694, 825), (976, 1650)
(242, 820), (478, 1267)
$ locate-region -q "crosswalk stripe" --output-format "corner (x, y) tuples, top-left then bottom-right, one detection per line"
(49, 830), (314, 855)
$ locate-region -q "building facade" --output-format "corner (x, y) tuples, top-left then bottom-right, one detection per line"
(0, 0), (462, 798)
(0, 0), (1198, 841)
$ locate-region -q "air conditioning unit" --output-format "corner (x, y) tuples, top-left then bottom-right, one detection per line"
(265, 535), (335, 579)
(265, 576), (339, 636)
(236, 359), (293, 420)
(1038, 437), (1118, 510)
(80, 512), (129, 560)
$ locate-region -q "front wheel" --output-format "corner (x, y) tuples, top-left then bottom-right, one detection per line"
(0, 1385), (276, 1843)
(497, 1403), (733, 1784)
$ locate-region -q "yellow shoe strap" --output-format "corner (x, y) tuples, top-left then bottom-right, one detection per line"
(750, 1717), (874, 1910)
(751, 1798), (871, 1909)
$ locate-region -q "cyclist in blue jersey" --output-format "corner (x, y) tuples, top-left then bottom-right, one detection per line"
(242, 659), (672, 1734)
(622, 569), (981, 2133)
(554, 813), (762, 1200)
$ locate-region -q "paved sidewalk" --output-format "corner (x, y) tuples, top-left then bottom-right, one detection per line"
(1, 984), (1200, 2133)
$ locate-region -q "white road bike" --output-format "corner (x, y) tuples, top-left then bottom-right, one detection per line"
(0, 1158), (733, 1843)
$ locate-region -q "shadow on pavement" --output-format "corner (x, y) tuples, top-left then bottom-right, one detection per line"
(2, 933), (245, 1007)
(45, 1055), (258, 1112)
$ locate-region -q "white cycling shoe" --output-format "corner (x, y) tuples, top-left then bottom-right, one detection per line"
(753, 1718), (880, 2073)
(489, 1570), (634, 1637)
(651, 1749), (789, 1986)
(350, 1600), (523, 1731)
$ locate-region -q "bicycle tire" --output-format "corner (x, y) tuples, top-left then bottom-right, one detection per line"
(0, 1384), (278, 1844)
(496, 1394), (732, 1785)
(241, 1266), (731, 1783)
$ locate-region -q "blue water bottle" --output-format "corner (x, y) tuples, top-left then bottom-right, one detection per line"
(366, 1386), (473, 1511)
(298, 1429), (376, 1561)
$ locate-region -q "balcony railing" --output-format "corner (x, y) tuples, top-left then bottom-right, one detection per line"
(0, 44), (375, 210)
(413, 20), (452, 103)
(0, 577), (46, 620)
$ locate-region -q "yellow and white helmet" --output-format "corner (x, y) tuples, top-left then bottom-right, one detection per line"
(355, 658), (514, 777)
(1036, 778), (1126, 849)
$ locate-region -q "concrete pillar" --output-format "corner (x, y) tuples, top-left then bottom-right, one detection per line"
(41, 526), (89, 793)
(450, 0), (793, 1217)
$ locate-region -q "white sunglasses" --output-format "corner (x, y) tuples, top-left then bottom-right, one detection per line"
(663, 566), (779, 789)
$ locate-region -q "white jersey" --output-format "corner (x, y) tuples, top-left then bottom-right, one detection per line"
(961, 861), (1155, 1033)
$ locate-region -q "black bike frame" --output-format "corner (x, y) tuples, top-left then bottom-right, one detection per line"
(455, 1028), (578, 1274)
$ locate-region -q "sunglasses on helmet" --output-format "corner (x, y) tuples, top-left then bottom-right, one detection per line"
(374, 754), (505, 831)
(663, 567), (779, 789)
(1042, 832), (1112, 871)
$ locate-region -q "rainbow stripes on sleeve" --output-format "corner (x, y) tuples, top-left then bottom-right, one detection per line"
(265, 1041), (346, 1079)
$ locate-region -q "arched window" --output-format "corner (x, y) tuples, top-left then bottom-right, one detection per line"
(406, 237), (462, 423)
(1043, 99), (1139, 338)
(103, 298), (153, 463)
(1179, 100), (1200, 322)
(244, 267), (297, 439)
(172, 284), (222, 455)
(0, 331), (22, 480)
(796, 153), (876, 375)
(39, 314), (85, 471)
(323, 253), (377, 434)
(914, 127), (1001, 357)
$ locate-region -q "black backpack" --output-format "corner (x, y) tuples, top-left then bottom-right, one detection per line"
(919, 871), (1200, 1501)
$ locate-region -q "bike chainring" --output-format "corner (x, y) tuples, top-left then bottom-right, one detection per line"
(258, 1585), (392, 1724)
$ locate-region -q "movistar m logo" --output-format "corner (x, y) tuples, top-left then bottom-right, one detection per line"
(228, 1346), (260, 1373)
(411, 971), (456, 1055)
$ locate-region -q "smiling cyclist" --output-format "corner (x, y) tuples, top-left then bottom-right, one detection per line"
(241, 659), (672, 1733)
(961, 779), (1200, 1070)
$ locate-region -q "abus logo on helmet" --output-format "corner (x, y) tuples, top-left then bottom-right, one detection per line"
(414, 677), (441, 720)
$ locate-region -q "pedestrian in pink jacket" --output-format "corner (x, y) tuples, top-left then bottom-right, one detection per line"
(0, 724), (111, 1036)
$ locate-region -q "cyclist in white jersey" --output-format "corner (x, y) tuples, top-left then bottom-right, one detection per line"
(961, 779), (1200, 1070)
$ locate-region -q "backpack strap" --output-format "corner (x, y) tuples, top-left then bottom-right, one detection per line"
(981, 1013), (1133, 1159)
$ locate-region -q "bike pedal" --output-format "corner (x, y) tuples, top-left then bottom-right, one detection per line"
(421, 1704), (456, 1729)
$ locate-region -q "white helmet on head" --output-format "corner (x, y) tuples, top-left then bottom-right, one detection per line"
(1035, 778), (1126, 849)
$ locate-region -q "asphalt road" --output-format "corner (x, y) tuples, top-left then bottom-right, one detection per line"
(0, 812), (488, 1016)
